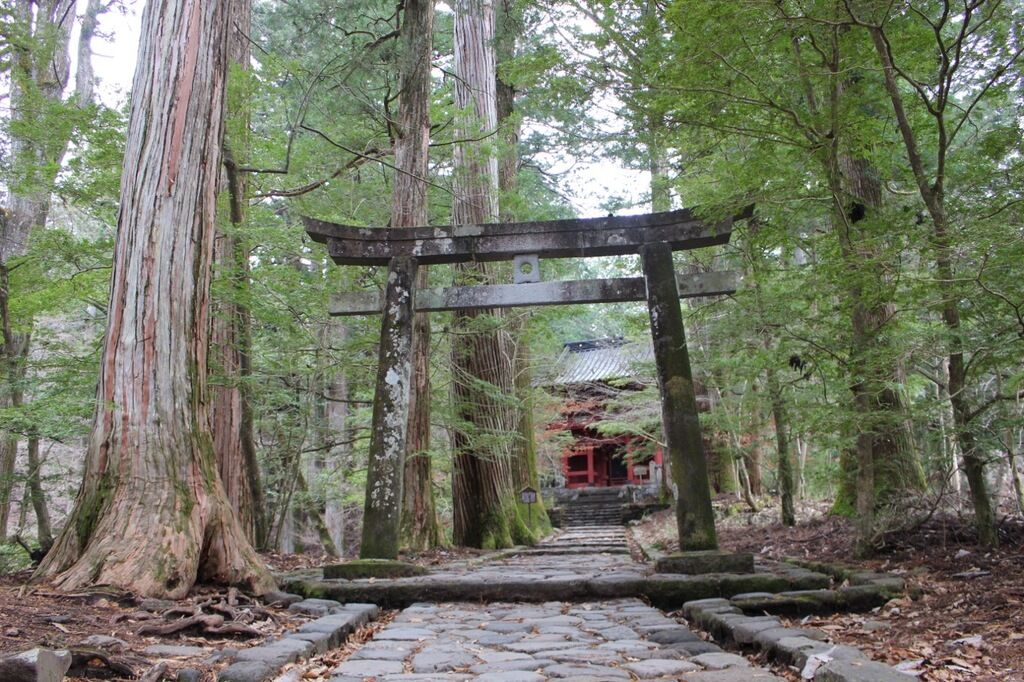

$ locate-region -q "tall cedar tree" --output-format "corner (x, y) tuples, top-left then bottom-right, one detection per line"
(397, 0), (443, 551)
(450, 0), (532, 548)
(210, 0), (268, 548)
(36, 0), (275, 598)
(496, 0), (550, 534)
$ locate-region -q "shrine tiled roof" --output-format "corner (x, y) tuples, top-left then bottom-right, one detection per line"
(545, 337), (654, 386)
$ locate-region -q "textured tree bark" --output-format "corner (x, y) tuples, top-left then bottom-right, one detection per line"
(781, 21), (922, 547)
(394, 0), (442, 552)
(402, 300), (440, 550)
(34, 0), (274, 598)
(642, 242), (718, 551)
(450, 0), (529, 548)
(745, 398), (765, 497)
(0, 313), (29, 541)
(766, 370), (796, 526)
(25, 435), (53, 550)
(497, 0), (548, 539)
(75, 0), (104, 107)
(210, 0), (267, 549)
(828, 152), (925, 548)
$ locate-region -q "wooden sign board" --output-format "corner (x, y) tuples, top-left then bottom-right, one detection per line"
(520, 486), (539, 505)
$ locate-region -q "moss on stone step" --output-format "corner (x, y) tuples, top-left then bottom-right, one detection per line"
(322, 559), (429, 580)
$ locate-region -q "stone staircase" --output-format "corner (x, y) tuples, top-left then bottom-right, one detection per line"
(559, 487), (626, 527)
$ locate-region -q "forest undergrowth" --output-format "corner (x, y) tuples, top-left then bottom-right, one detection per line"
(635, 503), (1024, 680)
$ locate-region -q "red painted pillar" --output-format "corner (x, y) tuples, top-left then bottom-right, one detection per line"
(587, 446), (594, 487)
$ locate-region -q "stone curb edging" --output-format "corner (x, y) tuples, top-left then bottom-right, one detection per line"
(682, 598), (913, 681)
(728, 565), (907, 615)
(786, 558), (915, 594)
(216, 599), (379, 681)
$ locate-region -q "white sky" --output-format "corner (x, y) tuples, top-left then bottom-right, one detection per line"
(85, 1), (142, 108)
(85, 1), (648, 218)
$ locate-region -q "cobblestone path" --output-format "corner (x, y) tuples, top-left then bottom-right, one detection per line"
(327, 527), (783, 681)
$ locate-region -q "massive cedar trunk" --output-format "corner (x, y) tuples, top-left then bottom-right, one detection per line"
(496, 0), (548, 537)
(450, 0), (529, 549)
(395, 0), (442, 552)
(828, 152), (924, 544)
(0, 0), (81, 540)
(35, 0), (274, 598)
(210, 0), (266, 549)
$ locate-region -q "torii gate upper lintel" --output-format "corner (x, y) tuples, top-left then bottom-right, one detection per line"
(305, 207), (751, 560)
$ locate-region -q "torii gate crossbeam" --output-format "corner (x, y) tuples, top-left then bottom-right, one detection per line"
(305, 207), (751, 559)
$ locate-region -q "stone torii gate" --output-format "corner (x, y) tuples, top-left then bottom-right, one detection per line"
(304, 208), (749, 560)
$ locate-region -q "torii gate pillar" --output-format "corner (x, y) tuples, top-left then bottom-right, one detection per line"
(360, 256), (418, 559)
(641, 242), (718, 550)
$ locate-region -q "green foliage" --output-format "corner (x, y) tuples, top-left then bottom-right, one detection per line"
(0, 542), (31, 574)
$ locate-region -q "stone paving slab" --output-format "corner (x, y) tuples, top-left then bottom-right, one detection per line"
(328, 598), (784, 681)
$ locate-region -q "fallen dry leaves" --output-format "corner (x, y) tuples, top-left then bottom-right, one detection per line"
(634, 503), (1024, 680)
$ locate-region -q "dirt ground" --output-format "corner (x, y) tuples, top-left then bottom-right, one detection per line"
(634, 502), (1024, 681)
(0, 545), (504, 680)
(0, 573), (311, 680)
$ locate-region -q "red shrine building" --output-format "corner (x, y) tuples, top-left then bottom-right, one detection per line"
(542, 338), (663, 489)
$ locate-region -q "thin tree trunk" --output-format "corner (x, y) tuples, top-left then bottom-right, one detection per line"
(795, 434), (807, 500)
(75, 0), (104, 106)
(729, 428), (759, 513)
(0, 439), (13, 540)
(648, 117), (671, 214)
(1009, 425), (1024, 516)
(293, 468), (339, 558)
(35, 0), (274, 598)
(26, 435), (52, 551)
(766, 370), (796, 526)
(511, 330), (548, 537)
(394, 0), (442, 552)
(0, 301), (30, 541)
(745, 220), (795, 525)
(745, 399), (765, 497)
